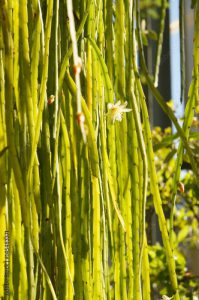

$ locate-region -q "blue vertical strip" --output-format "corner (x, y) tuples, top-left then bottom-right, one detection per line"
(169, 0), (184, 126)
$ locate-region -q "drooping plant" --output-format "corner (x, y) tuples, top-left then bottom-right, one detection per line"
(0, 0), (198, 299)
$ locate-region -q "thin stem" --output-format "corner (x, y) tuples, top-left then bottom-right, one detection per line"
(66, 0), (86, 142)
(179, 0), (185, 103)
(154, 0), (167, 87)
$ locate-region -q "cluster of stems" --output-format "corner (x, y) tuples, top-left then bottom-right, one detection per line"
(0, 1), (198, 299)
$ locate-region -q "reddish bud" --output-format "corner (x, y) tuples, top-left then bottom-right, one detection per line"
(73, 57), (82, 75)
(48, 95), (55, 105)
(76, 112), (85, 125)
(178, 182), (185, 193)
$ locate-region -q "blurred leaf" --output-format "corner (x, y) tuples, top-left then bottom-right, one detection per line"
(190, 132), (199, 139)
(153, 133), (178, 151)
(141, 31), (148, 46)
(147, 8), (160, 19)
(164, 149), (177, 164)
(147, 29), (158, 40)
(191, 0), (197, 9)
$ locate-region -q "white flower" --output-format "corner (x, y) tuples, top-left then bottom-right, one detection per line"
(107, 101), (132, 123)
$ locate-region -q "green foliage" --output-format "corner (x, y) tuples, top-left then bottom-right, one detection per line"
(149, 127), (199, 299)
(0, 0), (199, 299)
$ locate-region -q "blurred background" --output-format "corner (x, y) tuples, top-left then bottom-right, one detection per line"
(144, 1), (199, 298)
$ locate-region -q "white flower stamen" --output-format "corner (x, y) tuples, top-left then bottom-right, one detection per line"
(106, 101), (132, 123)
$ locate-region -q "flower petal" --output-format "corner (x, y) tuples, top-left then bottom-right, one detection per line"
(106, 100), (131, 123)
(120, 101), (128, 108)
(107, 103), (114, 110)
(122, 108), (132, 112)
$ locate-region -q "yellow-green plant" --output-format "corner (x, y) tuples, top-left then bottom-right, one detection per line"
(0, 0), (198, 299)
